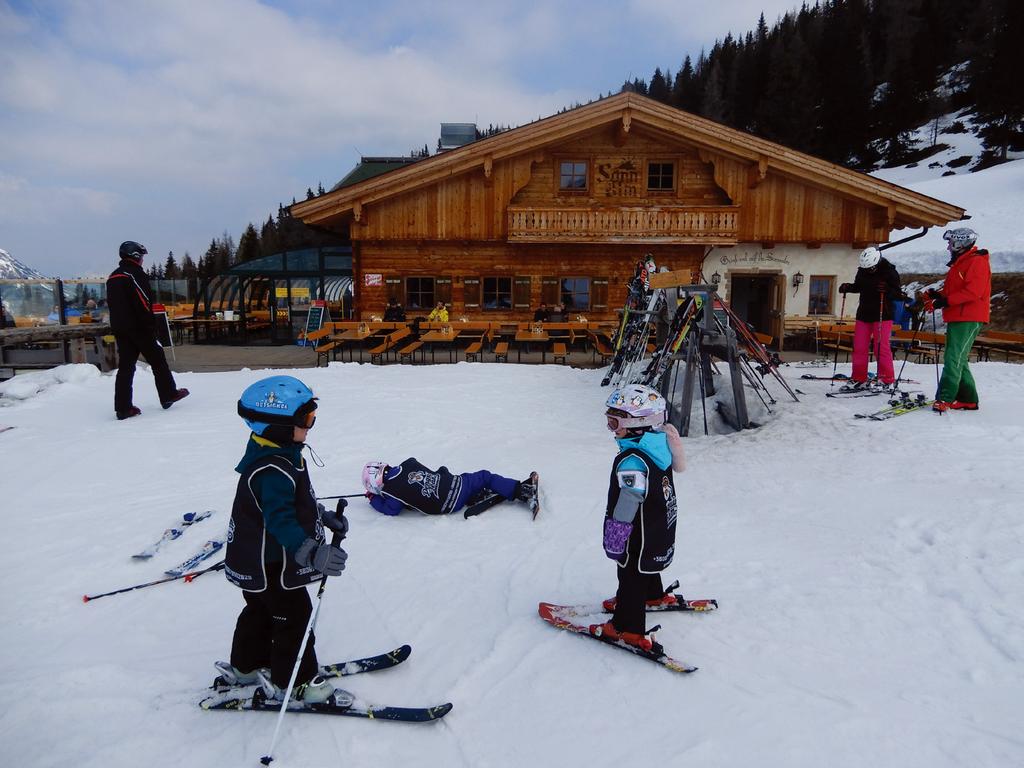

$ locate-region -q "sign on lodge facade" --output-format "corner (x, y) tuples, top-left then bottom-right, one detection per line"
(291, 92), (965, 342)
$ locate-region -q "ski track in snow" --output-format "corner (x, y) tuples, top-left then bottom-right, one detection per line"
(1, 360), (1023, 767)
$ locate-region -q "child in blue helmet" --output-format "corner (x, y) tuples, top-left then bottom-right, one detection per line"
(590, 383), (686, 654)
(220, 375), (348, 703)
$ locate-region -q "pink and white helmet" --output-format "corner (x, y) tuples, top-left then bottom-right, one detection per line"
(605, 384), (667, 431)
(362, 461), (386, 494)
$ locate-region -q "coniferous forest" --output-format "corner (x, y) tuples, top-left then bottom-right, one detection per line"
(623, 0), (1022, 171)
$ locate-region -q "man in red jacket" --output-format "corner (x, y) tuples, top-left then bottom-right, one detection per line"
(924, 228), (990, 412)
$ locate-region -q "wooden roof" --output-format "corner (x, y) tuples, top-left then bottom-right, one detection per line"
(292, 92), (966, 232)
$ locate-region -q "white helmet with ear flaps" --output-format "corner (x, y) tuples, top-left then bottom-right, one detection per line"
(859, 247), (881, 269)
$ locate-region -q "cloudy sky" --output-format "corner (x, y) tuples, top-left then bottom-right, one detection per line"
(1, 0), (801, 277)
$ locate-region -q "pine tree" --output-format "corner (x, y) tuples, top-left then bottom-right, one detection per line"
(260, 215), (280, 257)
(648, 68), (670, 103)
(164, 251), (180, 279)
(969, 0), (1024, 164)
(236, 223), (260, 264)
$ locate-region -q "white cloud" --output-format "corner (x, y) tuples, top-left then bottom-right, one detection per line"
(0, 0), (803, 275)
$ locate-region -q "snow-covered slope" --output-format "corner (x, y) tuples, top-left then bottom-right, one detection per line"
(1, 361), (1022, 768)
(871, 113), (1024, 274)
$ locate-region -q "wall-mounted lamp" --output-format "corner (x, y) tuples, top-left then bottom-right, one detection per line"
(792, 271), (804, 287)
(711, 271), (721, 285)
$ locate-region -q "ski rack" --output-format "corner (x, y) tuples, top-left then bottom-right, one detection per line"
(647, 277), (798, 436)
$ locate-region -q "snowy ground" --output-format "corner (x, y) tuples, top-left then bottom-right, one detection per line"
(1, 360), (1023, 768)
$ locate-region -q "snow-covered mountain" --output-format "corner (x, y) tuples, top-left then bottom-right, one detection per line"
(872, 111), (1024, 274)
(0, 248), (48, 279)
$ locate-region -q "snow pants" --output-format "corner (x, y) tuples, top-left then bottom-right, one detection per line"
(937, 321), (983, 404)
(852, 319), (894, 384)
(114, 330), (179, 414)
(453, 470), (519, 512)
(611, 531), (665, 635)
(230, 560), (319, 688)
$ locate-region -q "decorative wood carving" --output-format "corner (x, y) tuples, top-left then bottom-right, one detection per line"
(748, 157), (768, 189)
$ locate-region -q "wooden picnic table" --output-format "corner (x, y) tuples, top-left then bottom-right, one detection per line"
(515, 330), (550, 363)
(333, 327), (386, 362)
(420, 329), (462, 363)
(972, 334), (1024, 362)
(172, 317), (242, 344)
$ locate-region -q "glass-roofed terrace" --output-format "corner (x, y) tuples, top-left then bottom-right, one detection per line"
(196, 246), (352, 344)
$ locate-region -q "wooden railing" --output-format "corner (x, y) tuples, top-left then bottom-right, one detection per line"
(507, 205), (740, 242)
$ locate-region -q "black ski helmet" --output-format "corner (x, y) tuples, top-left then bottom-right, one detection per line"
(119, 241), (147, 262)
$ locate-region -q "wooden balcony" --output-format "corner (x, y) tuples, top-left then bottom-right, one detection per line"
(507, 205), (740, 243)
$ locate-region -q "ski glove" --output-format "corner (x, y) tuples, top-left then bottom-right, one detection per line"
(838, 283), (853, 294)
(295, 538), (347, 577)
(603, 518), (632, 559)
(317, 502), (349, 536)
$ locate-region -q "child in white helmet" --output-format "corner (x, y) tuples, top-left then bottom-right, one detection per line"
(590, 384), (686, 654)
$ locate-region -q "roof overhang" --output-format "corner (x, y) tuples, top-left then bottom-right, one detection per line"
(291, 92), (966, 232)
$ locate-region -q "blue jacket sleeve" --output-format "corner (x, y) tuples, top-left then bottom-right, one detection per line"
(370, 494), (404, 516)
(250, 467), (307, 553)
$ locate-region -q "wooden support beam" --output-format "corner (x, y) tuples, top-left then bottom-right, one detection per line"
(353, 201), (363, 223)
(613, 108), (632, 147)
(748, 157), (768, 188)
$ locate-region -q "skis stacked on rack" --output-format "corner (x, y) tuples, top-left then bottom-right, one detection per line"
(132, 511), (214, 560)
(825, 381), (889, 398)
(855, 394), (934, 420)
(602, 256), (658, 387)
(199, 645), (452, 723)
(640, 294), (704, 389)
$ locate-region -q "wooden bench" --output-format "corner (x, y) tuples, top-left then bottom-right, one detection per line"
(494, 341), (509, 363)
(368, 327), (411, 364)
(305, 328), (337, 367)
(552, 342), (568, 364)
(464, 341), (483, 362)
(588, 331), (615, 365)
(397, 340), (424, 364)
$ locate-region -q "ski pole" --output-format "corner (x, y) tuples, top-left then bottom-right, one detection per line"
(890, 300), (923, 396)
(932, 308), (941, 390)
(831, 293), (847, 389)
(261, 518), (345, 766)
(82, 560), (225, 602)
(316, 493), (365, 501)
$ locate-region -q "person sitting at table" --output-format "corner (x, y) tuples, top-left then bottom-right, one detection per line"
(547, 303), (566, 322)
(428, 302), (448, 323)
(533, 303), (550, 323)
(383, 298), (406, 322)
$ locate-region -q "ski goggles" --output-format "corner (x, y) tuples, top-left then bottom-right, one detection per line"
(237, 397), (318, 429)
(605, 407), (664, 431)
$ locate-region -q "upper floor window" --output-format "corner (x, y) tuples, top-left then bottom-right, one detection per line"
(559, 161), (588, 191)
(647, 162), (675, 192)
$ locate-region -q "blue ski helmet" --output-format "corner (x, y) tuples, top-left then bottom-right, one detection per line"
(237, 376), (317, 437)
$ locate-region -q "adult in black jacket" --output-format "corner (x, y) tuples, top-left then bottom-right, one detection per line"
(106, 241), (188, 419)
(838, 248), (906, 386)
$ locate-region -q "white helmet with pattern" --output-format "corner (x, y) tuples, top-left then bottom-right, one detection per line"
(943, 227), (977, 256)
(362, 461), (386, 494)
(605, 384), (667, 431)
(859, 247), (881, 269)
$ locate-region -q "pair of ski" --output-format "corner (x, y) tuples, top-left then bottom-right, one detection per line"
(640, 294), (704, 389)
(801, 373), (920, 384)
(855, 394), (934, 420)
(199, 645), (452, 723)
(463, 472), (540, 519)
(538, 580), (717, 674)
(602, 257), (660, 387)
(132, 511), (224, 576)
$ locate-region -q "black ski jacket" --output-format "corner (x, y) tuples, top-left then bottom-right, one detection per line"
(106, 258), (156, 335)
(606, 446), (677, 573)
(846, 257), (903, 323)
(380, 458), (464, 515)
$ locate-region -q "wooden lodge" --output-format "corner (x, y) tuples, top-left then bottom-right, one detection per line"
(290, 91), (966, 345)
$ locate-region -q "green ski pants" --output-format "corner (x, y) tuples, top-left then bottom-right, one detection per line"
(937, 321), (983, 404)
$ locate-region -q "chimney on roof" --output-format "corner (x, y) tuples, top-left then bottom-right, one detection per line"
(439, 123), (477, 152)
